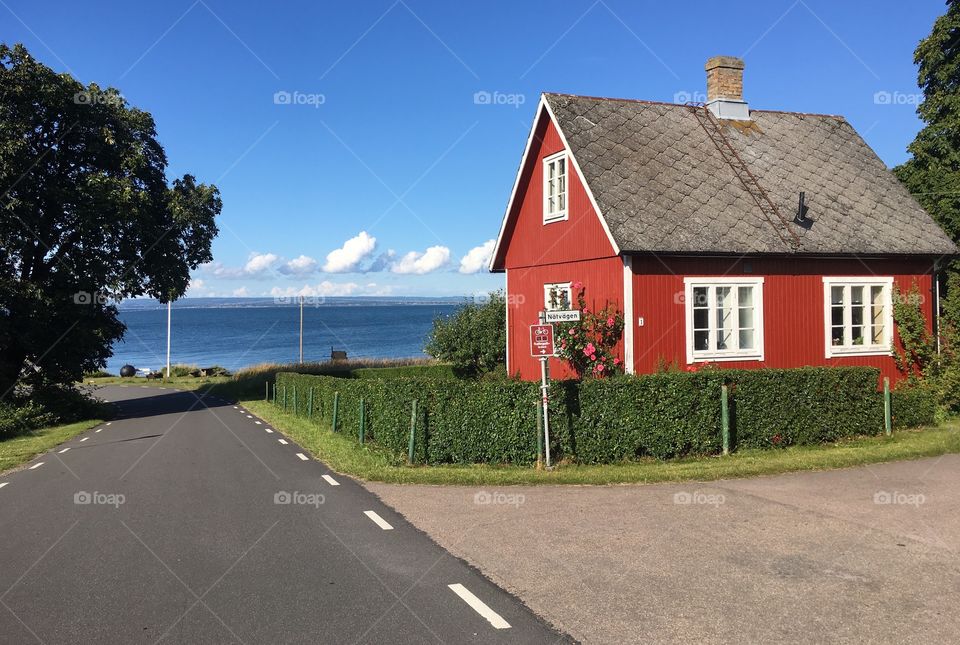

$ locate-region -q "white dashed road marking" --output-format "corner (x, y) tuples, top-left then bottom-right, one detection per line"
(58, 448), (70, 454)
(363, 511), (393, 531)
(447, 584), (512, 629)
(95, 429), (102, 433)
(296, 453), (309, 461)
(246, 415), (253, 419)
(106, 422), (112, 426)
(0, 482), (8, 489)
(322, 475), (340, 486)
(278, 439), (288, 445)
(80, 438), (89, 442)
(255, 421), (262, 425)
(265, 429), (273, 434)
(28, 462), (45, 470)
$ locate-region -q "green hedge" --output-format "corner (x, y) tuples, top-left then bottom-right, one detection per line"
(891, 384), (938, 429)
(274, 367), (918, 465)
(352, 364), (457, 380)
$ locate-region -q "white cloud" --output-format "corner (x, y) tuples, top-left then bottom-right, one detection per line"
(392, 245), (451, 275)
(323, 231), (377, 273)
(280, 254), (318, 276)
(232, 286), (250, 297)
(458, 239), (495, 274)
(244, 252), (279, 275)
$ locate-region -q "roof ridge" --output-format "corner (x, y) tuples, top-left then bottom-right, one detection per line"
(542, 92), (845, 120)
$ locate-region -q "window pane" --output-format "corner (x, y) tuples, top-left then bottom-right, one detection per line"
(547, 162), (555, 180)
(693, 307), (708, 330)
(558, 191), (565, 212)
(851, 286), (864, 306)
(832, 326), (844, 345)
(739, 329), (754, 349)
(694, 330), (709, 351)
(831, 305), (844, 327)
(558, 158), (565, 175)
(871, 286), (885, 344)
(716, 287), (733, 350)
(692, 287), (708, 308)
(738, 306), (753, 330)
(831, 286), (844, 306)
(738, 286), (753, 307)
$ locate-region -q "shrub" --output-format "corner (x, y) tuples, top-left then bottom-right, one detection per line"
(0, 387), (102, 438)
(424, 292), (505, 376)
(274, 366), (890, 465)
(891, 383), (938, 429)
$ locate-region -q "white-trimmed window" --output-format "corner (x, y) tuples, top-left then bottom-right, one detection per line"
(544, 282), (572, 311)
(543, 151), (568, 223)
(823, 277), (893, 357)
(684, 277), (765, 362)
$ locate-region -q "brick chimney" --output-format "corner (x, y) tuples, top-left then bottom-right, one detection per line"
(705, 56), (749, 120)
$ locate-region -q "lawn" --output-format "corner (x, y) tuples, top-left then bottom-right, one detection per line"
(0, 417), (105, 473)
(237, 397), (960, 486)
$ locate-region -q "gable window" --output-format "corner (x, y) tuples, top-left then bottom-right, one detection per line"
(544, 282), (572, 311)
(684, 277), (764, 362)
(823, 277), (893, 357)
(543, 151), (568, 223)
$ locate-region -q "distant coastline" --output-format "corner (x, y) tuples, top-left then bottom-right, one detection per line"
(118, 296), (472, 311)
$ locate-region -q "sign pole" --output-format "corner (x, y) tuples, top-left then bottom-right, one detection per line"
(165, 300), (171, 379)
(299, 295), (304, 364)
(540, 355), (551, 469)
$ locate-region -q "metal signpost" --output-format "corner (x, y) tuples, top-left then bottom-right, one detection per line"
(530, 318), (556, 469)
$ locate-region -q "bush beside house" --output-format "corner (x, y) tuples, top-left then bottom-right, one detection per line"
(273, 366), (935, 466)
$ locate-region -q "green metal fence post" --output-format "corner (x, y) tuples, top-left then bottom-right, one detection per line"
(307, 388), (313, 419)
(535, 402), (543, 469)
(331, 392), (339, 432)
(721, 384), (730, 456)
(282, 385), (287, 411)
(359, 398), (366, 444)
(265, 381), (269, 401)
(292, 386), (298, 416)
(272, 383), (276, 405)
(884, 377), (892, 436)
(408, 400), (418, 464)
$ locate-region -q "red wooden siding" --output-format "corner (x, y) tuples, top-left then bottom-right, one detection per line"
(507, 258), (624, 380)
(629, 256), (936, 383)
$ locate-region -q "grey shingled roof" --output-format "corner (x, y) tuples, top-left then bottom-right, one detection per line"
(544, 92), (957, 256)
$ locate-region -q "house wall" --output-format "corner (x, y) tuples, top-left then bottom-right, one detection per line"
(501, 108), (621, 379)
(629, 255), (937, 383)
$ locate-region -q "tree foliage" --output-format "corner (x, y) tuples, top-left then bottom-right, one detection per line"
(0, 43), (220, 394)
(425, 292), (506, 377)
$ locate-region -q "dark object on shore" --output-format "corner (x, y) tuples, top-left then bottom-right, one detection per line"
(145, 371), (163, 379)
(331, 348), (347, 361)
(189, 366), (231, 378)
(119, 365), (136, 378)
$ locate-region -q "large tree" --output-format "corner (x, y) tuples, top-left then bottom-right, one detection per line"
(895, 1), (960, 240)
(0, 43), (220, 394)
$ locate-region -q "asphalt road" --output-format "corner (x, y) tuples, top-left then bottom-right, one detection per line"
(0, 386), (569, 644)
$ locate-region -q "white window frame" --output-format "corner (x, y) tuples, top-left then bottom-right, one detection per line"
(822, 277), (894, 358)
(543, 282), (572, 311)
(542, 151), (568, 224)
(684, 277), (765, 363)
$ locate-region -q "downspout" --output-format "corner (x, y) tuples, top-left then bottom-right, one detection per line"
(622, 255), (635, 374)
(934, 260), (942, 355)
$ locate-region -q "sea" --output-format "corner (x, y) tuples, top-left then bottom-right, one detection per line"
(108, 297), (463, 374)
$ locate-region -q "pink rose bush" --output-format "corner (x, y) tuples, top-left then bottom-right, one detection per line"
(554, 284), (625, 378)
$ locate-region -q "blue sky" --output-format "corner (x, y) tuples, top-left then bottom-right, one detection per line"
(4, 0), (943, 297)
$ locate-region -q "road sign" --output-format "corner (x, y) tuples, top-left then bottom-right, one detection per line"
(530, 324), (556, 357)
(544, 310), (581, 323)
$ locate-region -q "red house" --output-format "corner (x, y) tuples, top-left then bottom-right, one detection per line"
(489, 56), (956, 382)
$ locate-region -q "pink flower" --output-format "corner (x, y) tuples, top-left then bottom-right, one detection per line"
(573, 281), (583, 290)
(583, 342), (595, 356)
(613, 358), (620, 366)
(568, 328), (576, 335)
(583, 307), (590, 314)
(590, 354), (596, 361)
(606, 317), (615, 327)
(596, 364), (605, 372)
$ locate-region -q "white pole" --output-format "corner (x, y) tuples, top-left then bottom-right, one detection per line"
(540, 356), (551, 469)
(299, 295), (304, 364)
(165, 300), (172, 378)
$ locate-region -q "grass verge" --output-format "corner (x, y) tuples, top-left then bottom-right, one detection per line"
(0, 417), (105, 473)
(239, 398), (960, 485)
